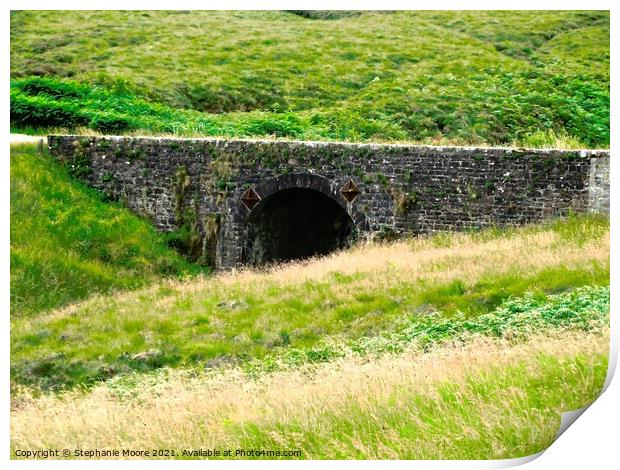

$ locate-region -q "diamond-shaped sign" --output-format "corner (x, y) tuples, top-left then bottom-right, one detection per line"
(340, 179), (360, 203)
(241, 187), (261, 210)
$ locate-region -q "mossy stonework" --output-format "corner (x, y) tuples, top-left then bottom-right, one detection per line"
(48, 136), (610, 269)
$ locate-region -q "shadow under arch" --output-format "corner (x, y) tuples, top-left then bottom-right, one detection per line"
(241, 173), (367, 266)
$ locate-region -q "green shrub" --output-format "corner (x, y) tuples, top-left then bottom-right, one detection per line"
(286, 11), (365, 20)
(18, 75), (91, 99)
(10, 91), (89, 128)
(241, 113), (305, 138)
(88, 113), (136, 133)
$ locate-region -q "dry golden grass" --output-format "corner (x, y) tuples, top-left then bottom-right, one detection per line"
(41, 223), (609, 323)
(10, 218), (610, 458)
(214, 229), (608, 287)
(11, 328), (609, 459)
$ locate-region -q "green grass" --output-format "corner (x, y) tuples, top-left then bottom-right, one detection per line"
(10, 10), (609, 147)
(11, 330), (608, 459)
(11, 214), (609, 390)
(238, 285), (610, 377)
(349, 285), (609, 354)
(10, 144), (204, 317)
(231, 350), (608, 459)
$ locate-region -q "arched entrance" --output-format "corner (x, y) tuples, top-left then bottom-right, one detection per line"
(243, 187), (357, 265)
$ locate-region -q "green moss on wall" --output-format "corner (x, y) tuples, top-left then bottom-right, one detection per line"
(168, 165), (203, 262)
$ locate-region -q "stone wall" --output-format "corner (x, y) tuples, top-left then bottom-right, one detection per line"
(47, 135), (610, 269)
(589, 156), (610, 215)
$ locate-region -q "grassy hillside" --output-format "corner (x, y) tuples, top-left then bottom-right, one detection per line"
(10, 209), (610, 458)
(9, 11), (611, 458)
(10, 10), (609, 147)
(10, 144), (203, 316)
(11, 330), (609, 459)
(11, 214), (609, 390)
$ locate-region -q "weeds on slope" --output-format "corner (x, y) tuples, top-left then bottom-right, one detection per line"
(244, 285), (610, 374)
(10, 11), (609, 146)
(10, 329), (609, 459)
(10, 209), (609, 390)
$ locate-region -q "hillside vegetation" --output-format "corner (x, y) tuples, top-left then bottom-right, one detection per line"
(11, 213), (609, 390)
(11, 221), (610, 457)
(9, 10), (611, 459)
(11, 330), (609, 459)
(10, 165), (610, 456)
(10, 10), (609, 147)
(10, 144), (204, 317)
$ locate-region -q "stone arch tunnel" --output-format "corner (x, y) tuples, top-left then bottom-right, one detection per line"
(243, 187), (356, 265)
(47, 136), (610, 270)
(238, 173), (367, 266)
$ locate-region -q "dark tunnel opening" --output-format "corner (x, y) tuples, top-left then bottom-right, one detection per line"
(244, 188), (357, 266)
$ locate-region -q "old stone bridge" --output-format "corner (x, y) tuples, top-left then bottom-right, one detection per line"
(48, 136), (610, 269)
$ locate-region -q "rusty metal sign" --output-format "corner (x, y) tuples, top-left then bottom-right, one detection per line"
(241, 187), (261, 210)
(340, 179), (361, 203)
